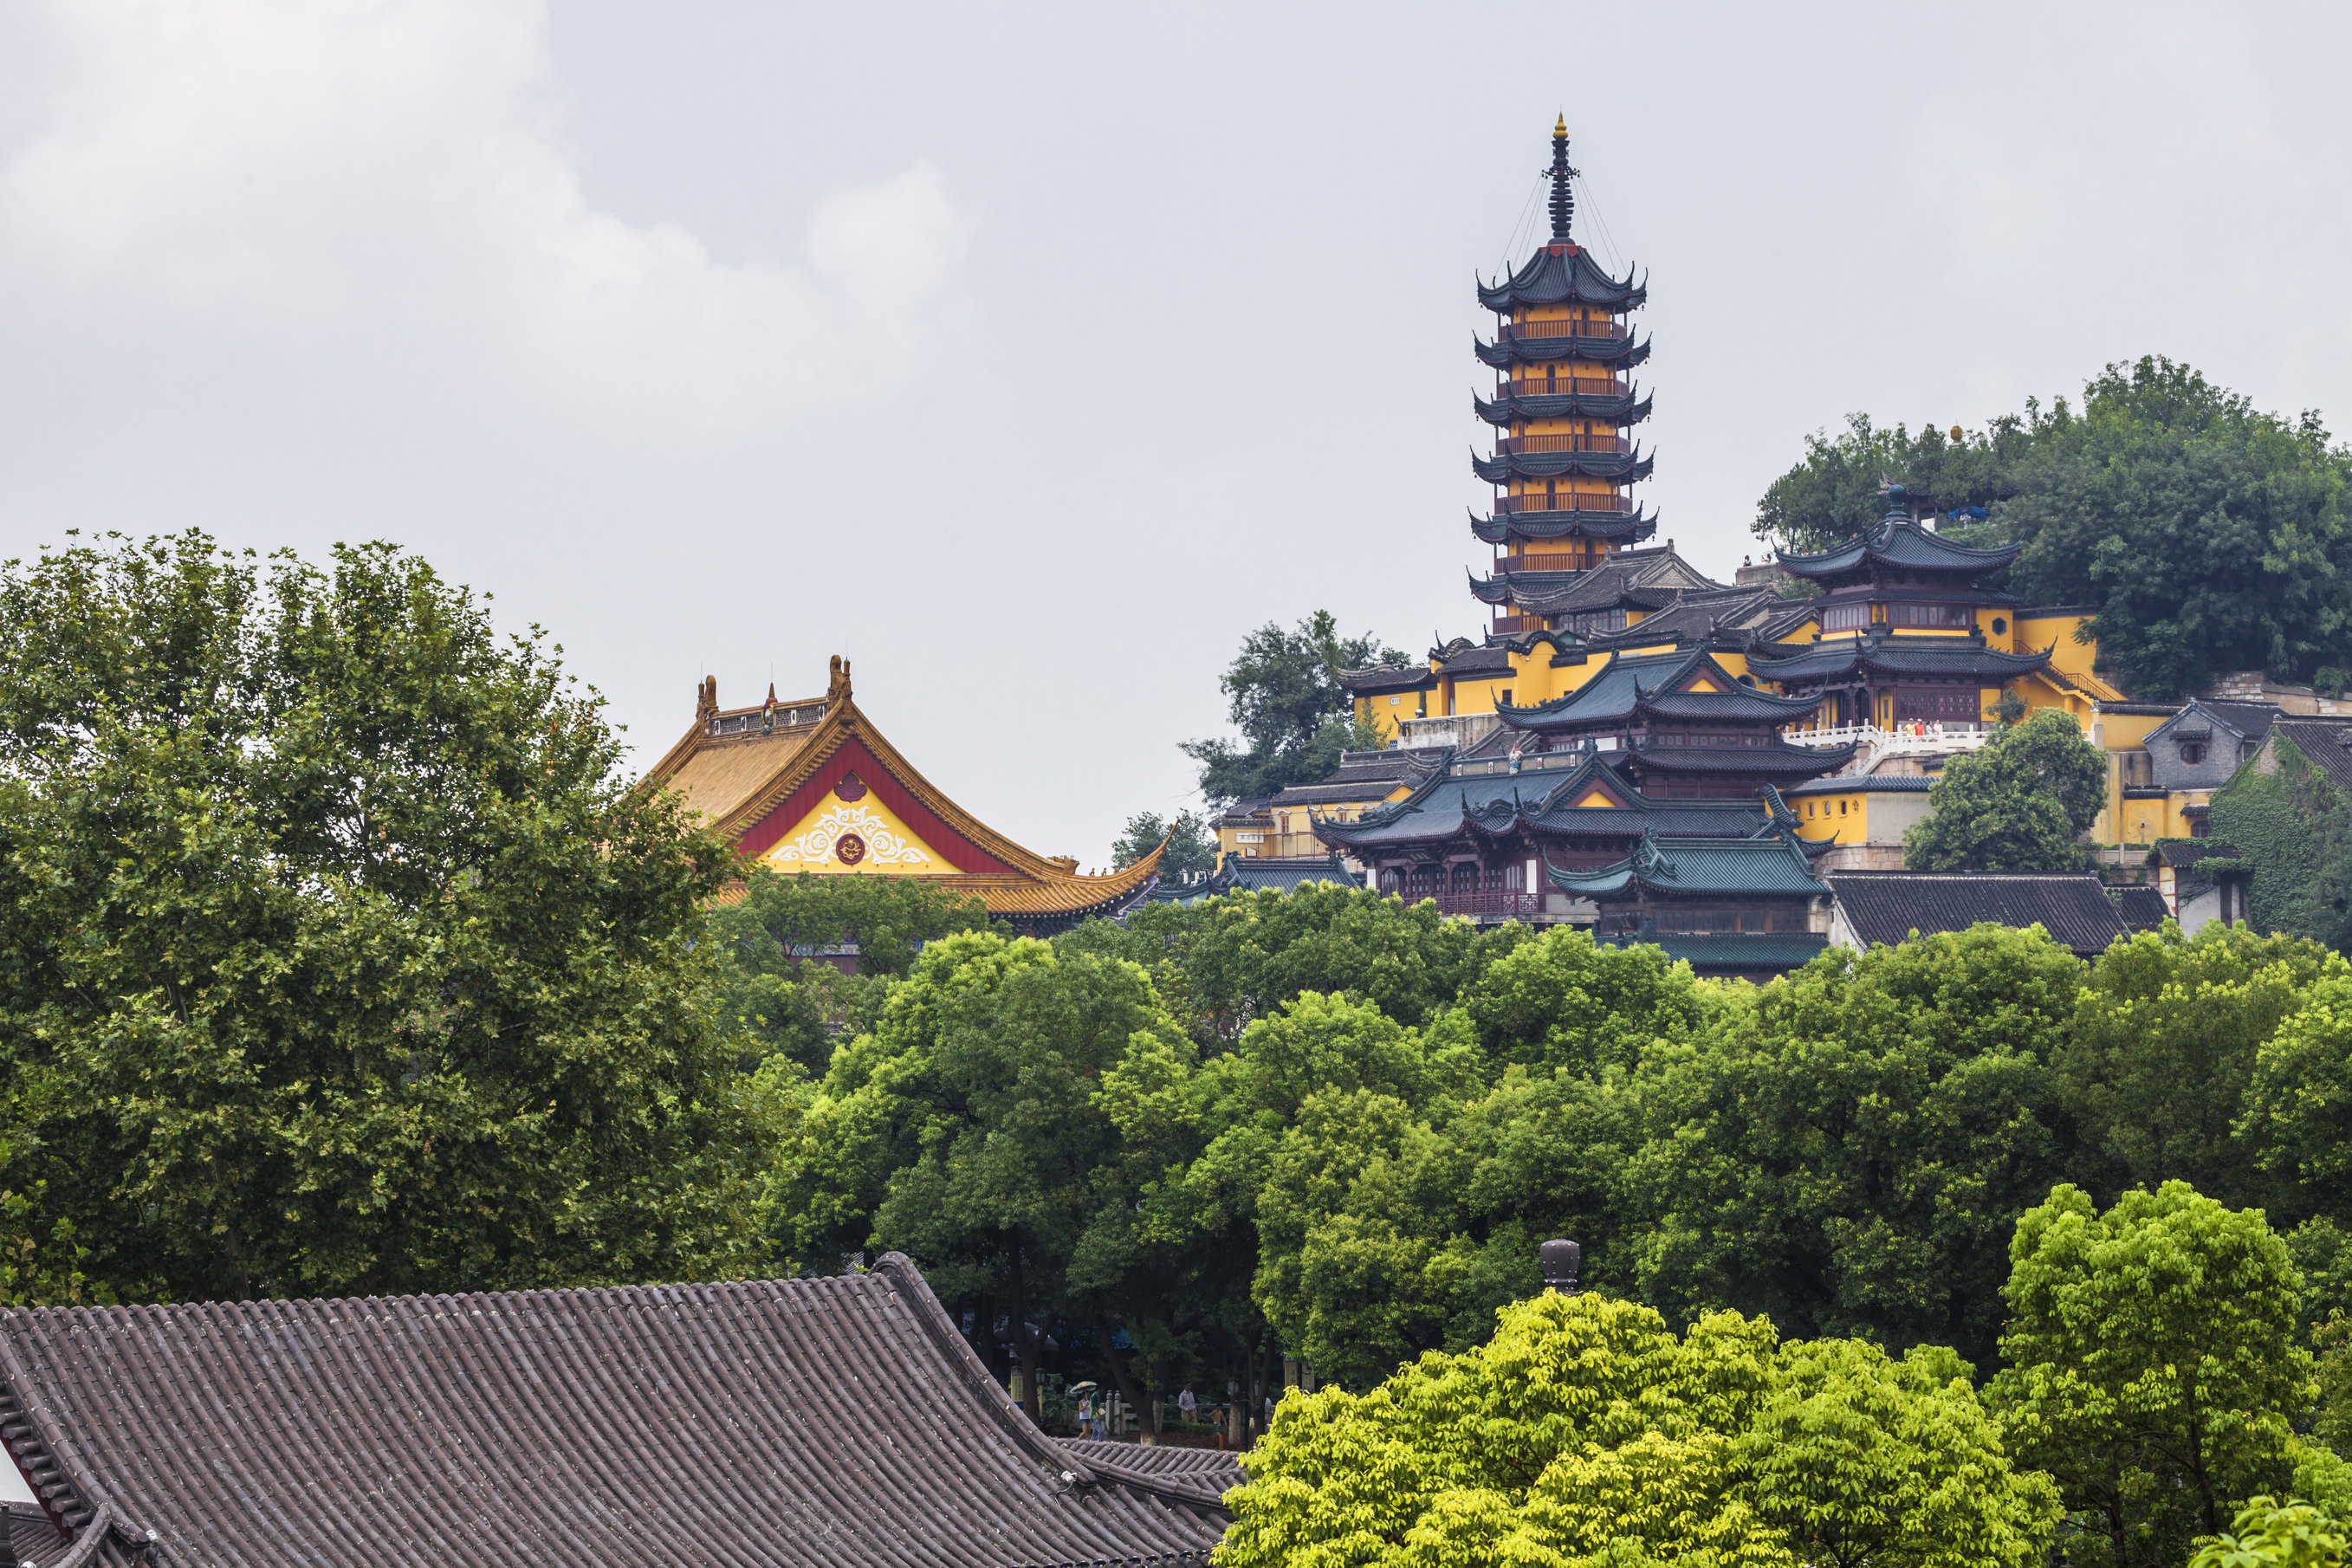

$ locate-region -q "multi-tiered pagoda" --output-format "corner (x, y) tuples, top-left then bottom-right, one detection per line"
(1470, 119), (1655, 634)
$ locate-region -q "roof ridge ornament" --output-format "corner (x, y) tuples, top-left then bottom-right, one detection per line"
(826, 654), (853, 707)
(1548, 117), (1578, 243)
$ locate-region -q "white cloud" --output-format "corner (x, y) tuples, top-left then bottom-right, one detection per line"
(0, 0), (969, 441)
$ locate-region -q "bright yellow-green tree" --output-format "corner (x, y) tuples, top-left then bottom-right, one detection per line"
(1215, 1291), (2057, 1568)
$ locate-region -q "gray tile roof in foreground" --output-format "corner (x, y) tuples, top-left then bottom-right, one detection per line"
(1828, 871), (2129, 958)
(0, 1254), (1228, 1568)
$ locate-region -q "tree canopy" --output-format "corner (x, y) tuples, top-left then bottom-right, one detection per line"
(0, 530), (764, 1303)
(1181, 610), (1405, 806)
(1111, 807), (1217, 882)
(1218, 1290), (2059, 1568)
(1904, 708), (2107, 871)
(1992, 1182), (2339, 1568)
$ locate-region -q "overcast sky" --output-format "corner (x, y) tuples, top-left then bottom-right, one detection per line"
(2, 2), (2348, 865)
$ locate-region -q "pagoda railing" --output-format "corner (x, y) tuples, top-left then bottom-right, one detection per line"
(1429, 889), (1547, 920)
(1504, 320), (1626, 341)
(1500, 553), (1591, 573)
(1492, 614), (1546, 635)
(1499, 493), (1630, 515)
(1497, 434), (1632, 456)
(1503, 376), (1630, 398)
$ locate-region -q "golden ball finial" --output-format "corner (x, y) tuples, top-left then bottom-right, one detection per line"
(1553, 113), (1567, 137)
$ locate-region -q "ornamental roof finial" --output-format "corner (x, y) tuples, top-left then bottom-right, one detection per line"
(1548, 117), (1578, 242)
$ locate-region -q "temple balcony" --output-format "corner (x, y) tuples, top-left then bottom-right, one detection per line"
(1503, 319), (1626, 341)
(1499, 493), (1630, 515)
(1499, 551), (1592, 573)
(1228, 831), (1338, 859)
(1783, 720), (1996, 774)
(1429, 889), (1548, 920)
(1396, 713), (1501, 751)
(1492, 613), (1546, 635)
(1502, 375), (1630, 398)
(1496, 434), (1632, 456)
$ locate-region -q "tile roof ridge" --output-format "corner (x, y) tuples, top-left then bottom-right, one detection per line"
(865, 1253), (1235, 1521)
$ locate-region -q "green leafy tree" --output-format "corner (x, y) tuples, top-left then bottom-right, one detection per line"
(1182, 610), (1404, 806)
(2244, 975), (2352, 1221)
(2057, 923), (2346, 1209)
(1740, 1336), (2062, 1568)
(769, 930), (1191, 1423)
(0, 530), (759, 1302)
(2190, 1496), (2351, 1568)
(1111, 808), (1217, 882)
(2003, 359), (2352, 699)
(1992, 1182), (2319, 1568)
(1630, 924), (2085, 1366)
(1174, 881), (1519, 1036)
(1457, 925), (1711, 1075)
(1218, 1290), (2057, 1568)
(1905, 708), (2108, 872)
(706, 865), (986, 1073)
(1183, 992), (1485, 1385)
(1754, 411), (2038, 555)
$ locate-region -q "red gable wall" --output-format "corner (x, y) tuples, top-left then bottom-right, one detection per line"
(734, 735), (1016, 875)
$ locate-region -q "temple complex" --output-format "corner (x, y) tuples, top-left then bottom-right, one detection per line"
(1297, 121), (2132, 938)
(639, 658), (1163, 934)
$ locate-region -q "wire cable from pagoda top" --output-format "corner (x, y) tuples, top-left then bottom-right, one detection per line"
(1495, 170), (1545, 277)
(1576, 175), (1626, 275)
(1548, 114), (1578, 242)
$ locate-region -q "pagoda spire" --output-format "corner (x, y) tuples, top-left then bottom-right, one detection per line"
(1547, 115), (1578, 242)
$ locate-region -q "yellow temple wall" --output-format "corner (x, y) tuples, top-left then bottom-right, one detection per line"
(2017, 612), (2101, 680)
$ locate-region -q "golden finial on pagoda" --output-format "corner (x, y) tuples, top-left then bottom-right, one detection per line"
(1553, 113), (1566, 137)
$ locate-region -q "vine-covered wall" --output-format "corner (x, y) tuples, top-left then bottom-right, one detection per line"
(2209, 733), (2329, 934)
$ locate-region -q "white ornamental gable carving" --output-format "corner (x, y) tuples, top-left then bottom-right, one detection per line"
(771, 803), (933, 866)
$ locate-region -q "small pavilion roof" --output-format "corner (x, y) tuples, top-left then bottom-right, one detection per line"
(1778, 491), (2022, 581)
(1315, 751), (1782, 853)
(1496, 647), (1822, 732)
(1565, 589), (1780, 648)
(1338, 663), (1438, 696)
(1743, 634), (2054, 684)
(1149, 853), (1360, 904)
(1548, 827), (1827, 898)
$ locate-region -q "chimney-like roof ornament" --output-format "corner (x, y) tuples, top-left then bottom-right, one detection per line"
(1548, 116), (1578, 243)
(1540, 1238), (1581, 1293)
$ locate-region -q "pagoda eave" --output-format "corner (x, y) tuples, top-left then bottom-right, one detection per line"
(1475, 390), (1654, 428)
(1474, 335), (1653, 372)
(1473, 450), (1654, 484)
(1470, 506), (1658, 545)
